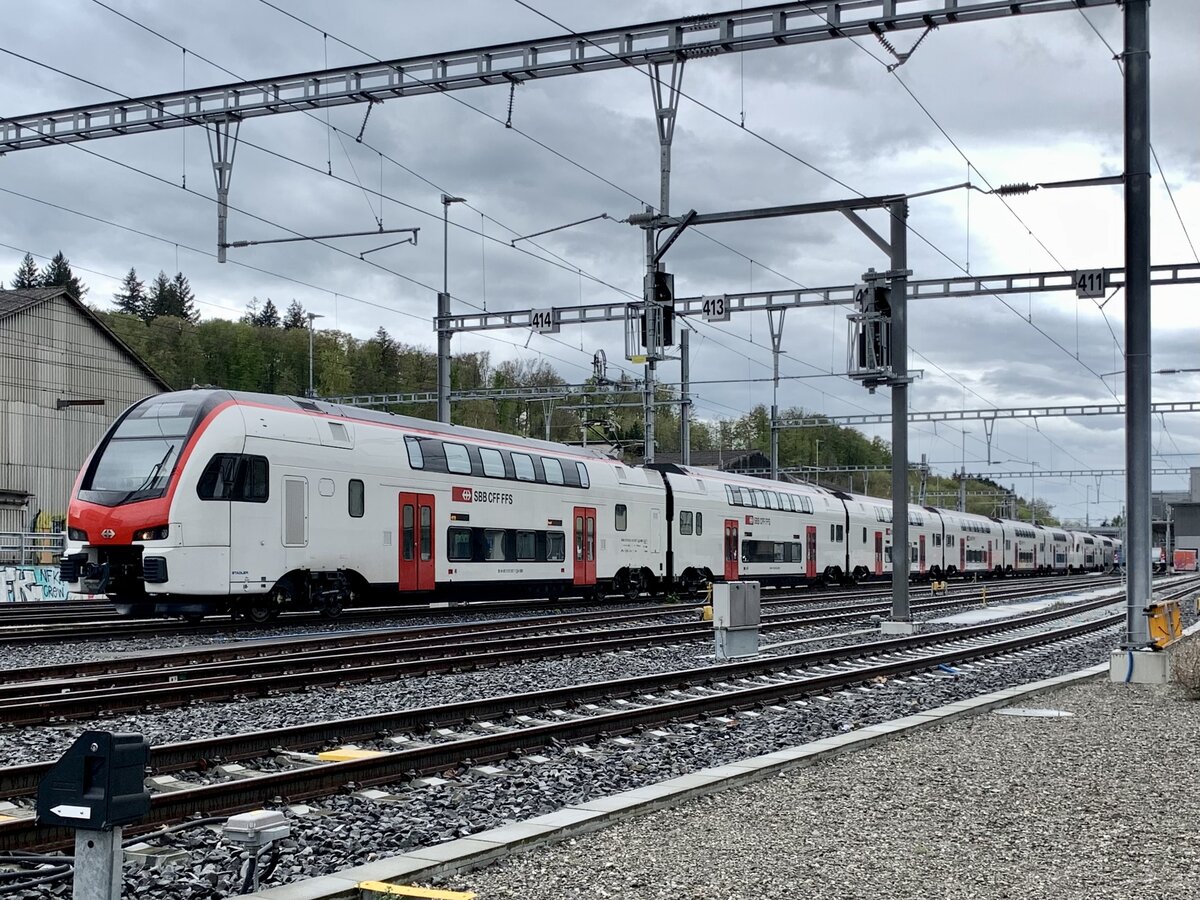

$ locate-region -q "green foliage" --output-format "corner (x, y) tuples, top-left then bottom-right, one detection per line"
(113, 267), (147, 319)
(11, 253), (40, 289)
(144, 271), (198, 323)
(282, 300), (307, 329)
(41, 251), (88, 298)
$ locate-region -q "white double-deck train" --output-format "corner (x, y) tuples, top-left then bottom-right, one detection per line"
(60, 389), (1118, 622)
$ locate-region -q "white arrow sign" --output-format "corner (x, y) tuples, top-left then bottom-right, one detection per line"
(50, 804), (91, 820)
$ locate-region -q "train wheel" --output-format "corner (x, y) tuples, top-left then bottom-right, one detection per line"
(181, 612), (205, 624)
(245, 599), (274, 625)
(319, 598), (344, 619)
(620, 571), (642, 602)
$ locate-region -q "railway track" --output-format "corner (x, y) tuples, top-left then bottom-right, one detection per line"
(0, 573), (1118, 642)
(1, 581), (1172, 853)
(0, 579), (1116, 724)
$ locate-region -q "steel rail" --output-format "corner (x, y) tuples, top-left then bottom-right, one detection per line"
(0, 590), (1148, 852)
(0, 581), (1112, 721)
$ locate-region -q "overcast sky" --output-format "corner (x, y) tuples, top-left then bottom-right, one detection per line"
(1, 0), (1197, 523)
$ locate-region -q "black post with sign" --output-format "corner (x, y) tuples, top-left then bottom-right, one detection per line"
(36, 732), (151, 900)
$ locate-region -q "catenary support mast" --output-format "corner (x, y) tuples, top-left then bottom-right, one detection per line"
(1124, 0), (1152, 647)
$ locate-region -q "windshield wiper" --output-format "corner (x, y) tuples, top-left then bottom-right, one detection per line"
(117, 443), (176, 505)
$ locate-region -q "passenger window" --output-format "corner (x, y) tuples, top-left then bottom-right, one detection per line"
(448, 527), (472, 561)
(402, 504), (415, 561)
(198, 454), (269, 503)
(242, 457), (269, 501)
(197, 454), (239, 500)
(405, 436), (424, 469)
(680, 511), (693, 535)
(419, 506), (432, 561)
(512, 453), (536, 482)
(516, 531), (536, 560)
(349, 479), (364, 517)
(546, 531), (566, 562)
(543, 458), (565, 485)
(484, 529), (506, 561)
(695, 512), (703, 536)
(479, 447), (505, 478)
(615, 504), (628, 532)
(576, 462), (590, 488)
(836, 524), (844, 542)
(444, 442), (471, 475)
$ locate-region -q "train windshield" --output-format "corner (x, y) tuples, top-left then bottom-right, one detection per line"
(79, 394), (212, 506)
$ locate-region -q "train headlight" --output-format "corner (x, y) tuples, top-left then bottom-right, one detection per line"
(134, 525), (170, 541)
(67, 527), (88, 542)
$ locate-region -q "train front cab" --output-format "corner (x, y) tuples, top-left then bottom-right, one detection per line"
(60, 390), (245, 618)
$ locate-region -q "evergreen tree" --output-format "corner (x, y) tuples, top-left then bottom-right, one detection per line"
(11, 253), (40, 289)
(40, 251), (88, 298)
(282, 299), (307, 329)
(113, 267), (147, 319)
(256, 298), (281, 328)
(169, 272), (198, 322)
(241, 297), (260, 325)
(146, 270), (176, 321)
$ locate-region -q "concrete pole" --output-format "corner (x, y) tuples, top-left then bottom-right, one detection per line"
(889, 198), (911, 623)
(680, 328), (691, 465)
(306, 312), (323, 398)
(438, 194), (465, 424)
(643, 214), (657, 464)
(1123, 0), (1152, 646)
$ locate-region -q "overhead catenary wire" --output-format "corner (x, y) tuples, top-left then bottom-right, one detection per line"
(506, 0), (1122, 474)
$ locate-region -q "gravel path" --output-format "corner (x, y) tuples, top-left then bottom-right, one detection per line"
(448, 677), (1200, 900)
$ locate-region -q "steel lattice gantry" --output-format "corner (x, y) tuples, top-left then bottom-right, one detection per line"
(774, 401), (1200, 428)
(440, 262), (1200, 332)
(0, 1), (1118, 151)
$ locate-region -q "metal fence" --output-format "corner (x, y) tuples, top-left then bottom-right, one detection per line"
(0, 532), (65, 566)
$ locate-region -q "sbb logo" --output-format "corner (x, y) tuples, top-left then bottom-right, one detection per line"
(745, 515), (754, 526)
(453, 486), (473, 503)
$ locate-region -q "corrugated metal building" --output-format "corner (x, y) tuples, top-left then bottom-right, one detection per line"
(0, 286), (168, 532)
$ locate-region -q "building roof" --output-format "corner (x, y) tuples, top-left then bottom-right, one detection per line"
(0, 286), (170, 390)
(0, 286), (61, 320)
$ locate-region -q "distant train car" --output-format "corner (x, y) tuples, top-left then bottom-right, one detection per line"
(655, 466), (845, 591)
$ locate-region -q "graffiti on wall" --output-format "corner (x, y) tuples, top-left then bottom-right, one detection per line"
(1, 566), (69, 602)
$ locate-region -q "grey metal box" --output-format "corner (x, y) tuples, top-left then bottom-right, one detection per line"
(712, 581), (761, 628)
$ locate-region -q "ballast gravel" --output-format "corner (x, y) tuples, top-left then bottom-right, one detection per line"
(1, 625), (1152, 898)
(448, 677), (1200, 900)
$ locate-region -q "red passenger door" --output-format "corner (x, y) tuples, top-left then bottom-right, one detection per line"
(919, 535), (926, 575)
(724, 519), (739, 581)
(987, 540), (993, 570)
(573, 506), (596, 586)
(874, 532), (884, 576)
(805, 526), (817, 579)
(960, 539), (966, 572)
(399, 492), (435, 592)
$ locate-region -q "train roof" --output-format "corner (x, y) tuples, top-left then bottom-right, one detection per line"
(170, 388), (620, 462)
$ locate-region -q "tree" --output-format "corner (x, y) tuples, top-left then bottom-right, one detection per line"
(113, 267), (147, 319)
(11, 253), (40, 289)
(40, 251), (88, 298)
(256, 299), (281, 328)
(146, 271), (175, 321)
(241, 297), (260, 326)
(169, 272), (198, 323)
(282, 300), (307, 329)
